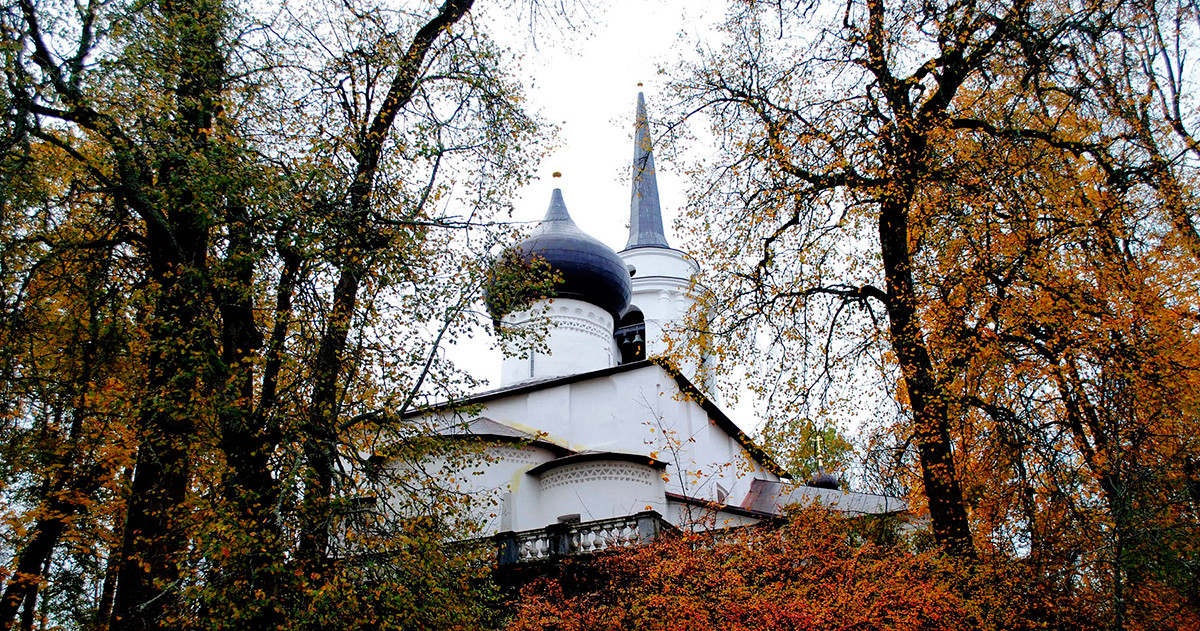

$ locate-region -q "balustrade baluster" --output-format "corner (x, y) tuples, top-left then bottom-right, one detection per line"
(497, 512), (670, 563)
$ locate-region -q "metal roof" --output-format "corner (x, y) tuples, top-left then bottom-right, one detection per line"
(624, 92), (670, 250)
(507, 188), (632, 321)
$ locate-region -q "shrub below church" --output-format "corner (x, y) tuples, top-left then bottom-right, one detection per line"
(505, 507), (1096, 631)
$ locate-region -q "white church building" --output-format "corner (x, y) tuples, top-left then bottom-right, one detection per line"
(404, 94), (908, 564)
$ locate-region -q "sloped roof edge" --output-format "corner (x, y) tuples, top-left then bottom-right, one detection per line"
(741, 478), (909, 515)
(405, 358), (792, 480)
(435, 416), (575, 458)
(665, 491), (783, 521)
(526, 451), (668, 476)
(653, 359), (793, 480)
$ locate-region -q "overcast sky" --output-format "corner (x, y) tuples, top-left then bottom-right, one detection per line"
(448, 0), (728, 385)
(480, 0), (725, 240)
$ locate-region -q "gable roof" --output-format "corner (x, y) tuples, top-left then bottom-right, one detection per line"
(406, 358), (792, 480)
(434, 416), (574, 458)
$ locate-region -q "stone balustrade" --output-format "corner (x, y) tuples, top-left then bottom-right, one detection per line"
(493, 510), (673, 565)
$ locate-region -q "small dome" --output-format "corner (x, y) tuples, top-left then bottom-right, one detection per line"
(807, 470), (840, 491)
(494, 189), (632, 321)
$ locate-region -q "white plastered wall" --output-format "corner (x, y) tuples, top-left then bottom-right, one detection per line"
(472, 363), (782, 531)
(499, 297), (617, 386)
(664, 501), (764, 531)
(620, 247), (711, 387)
(391, 442), (558, 536)
(535, 460), (668, 524)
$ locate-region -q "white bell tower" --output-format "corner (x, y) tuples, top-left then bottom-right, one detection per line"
(617, 93), (705, 384)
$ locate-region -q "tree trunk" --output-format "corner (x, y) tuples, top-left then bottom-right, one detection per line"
(109, 0), (227, 627)
(297, 0), (476, 569)
(212, 199), (289, 626)
(877, 145), (976, 558)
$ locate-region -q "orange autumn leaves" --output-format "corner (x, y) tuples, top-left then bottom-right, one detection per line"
(506, 508), (1085, 631)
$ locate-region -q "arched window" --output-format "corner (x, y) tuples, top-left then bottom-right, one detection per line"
(615, 306), (646, 363)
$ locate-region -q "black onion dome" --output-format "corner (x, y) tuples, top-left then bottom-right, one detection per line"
(807, 470), (841, 491)
(502, 189), (632, 322)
